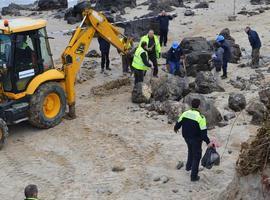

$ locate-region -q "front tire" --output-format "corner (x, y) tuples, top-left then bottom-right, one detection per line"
(29, 82), (66, 129)
(0, 119), (8, 150)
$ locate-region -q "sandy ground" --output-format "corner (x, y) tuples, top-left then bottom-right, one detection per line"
(0, 0), (270, 199)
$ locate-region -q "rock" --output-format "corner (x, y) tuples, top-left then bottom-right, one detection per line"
(176, 161), (184, 170)
(38, 0), (68, 10)
(194, 2), (209, 9)
(160, 175), (170, 184)
(184, 93), (222, 128)
(218, 28), (242, 63)
(150, 74), (189, 102)
(195, 71), (225, 94)
(228, 93), (247, 112)
(132, 83), (152, 104)
(96, 187), (112, 195)
(153, 176), (161, 182)
(86, 50), (101, 58)
(184, 9), (195, 16)
(112, 165), (126, 172)
(96, 0), (136, 13)
(67, 16), (79, 25)
(148, 0), (181, 12)
(1, 3), (26, 16)
(224, 113), (236, 121)
(172, 189), (179, 193)
(238, 63), (246, 68)
(259, 87), (270, 107)
(181, 37), (212, 77)
(119, 14), (159, 41)
(218, 121), (229, 127)
(246, 101), (267, 124)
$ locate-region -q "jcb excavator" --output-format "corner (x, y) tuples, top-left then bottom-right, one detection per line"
(0, 9), (130, 149)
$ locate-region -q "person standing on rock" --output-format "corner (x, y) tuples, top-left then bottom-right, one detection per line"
(216, 35), (231, 79)
(132, 41), (152, 84)
(24, 184), (39, 200)
(98, 36), (111, 73)
(174, 99), (213, 182)
(166, 41), (183, 75)
(157, 10), (173, 47)
(139, 30), (161, 78)
(245, 26), (261, 68)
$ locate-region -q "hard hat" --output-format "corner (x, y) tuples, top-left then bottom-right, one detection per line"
(172, 41), (179, 49)
(216, 35), (225, 42)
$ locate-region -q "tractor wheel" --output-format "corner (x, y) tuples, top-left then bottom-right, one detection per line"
(0, 119), (8, 150)
(29, 82), (66, 129)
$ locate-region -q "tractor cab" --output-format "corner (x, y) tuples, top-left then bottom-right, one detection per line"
(0, 18), (54, 95)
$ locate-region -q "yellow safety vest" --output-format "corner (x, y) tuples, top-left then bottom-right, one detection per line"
(178, 109), (207, 130)
(132, 47), (149, 71)
(139, 34), (161, 58)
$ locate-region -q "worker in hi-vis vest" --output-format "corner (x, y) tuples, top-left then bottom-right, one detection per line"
(132, 41), (152, 84)
(139, 30), (161, 77)
(174, 99), (213, 182)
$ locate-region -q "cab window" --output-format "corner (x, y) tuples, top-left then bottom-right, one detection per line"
(38, 28), (53, 71)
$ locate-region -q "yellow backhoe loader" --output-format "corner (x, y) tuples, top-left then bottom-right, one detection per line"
(0, 9), (130, 149)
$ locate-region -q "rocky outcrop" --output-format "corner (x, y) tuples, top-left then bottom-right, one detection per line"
(183, 93), (222, 128)
(219, 28), (242, 63)
(259, 87), (270, 107)
(148, 0), (184, 12)
(1, 3), (37, 16)
(195, 71), (225, 94)
(150, 74), (189, 102)
(181, 37), (212, 77)
(38, 0), (68, 10)
(132, 83), (152, 104)
(228, 93), (247, 111)
(250, 0), (270, 5)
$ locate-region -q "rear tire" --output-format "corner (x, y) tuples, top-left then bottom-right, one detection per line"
(0, 119), (8, 150)
(29, 82), (66, 129)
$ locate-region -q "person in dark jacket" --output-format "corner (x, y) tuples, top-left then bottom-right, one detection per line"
(98, 36), (111, 73)
(24, 184), (39, 200)
(245, 26), (262, 67)
(174, 99), (213, 182)
(216, 35), (231, 79)
(131, 41), (152, 84)
(166, 41), (183, 75)
(157, 10), (173, 47)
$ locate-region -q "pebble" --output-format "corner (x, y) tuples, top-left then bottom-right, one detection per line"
(112, 166), (125, 172)
(96, 187), (112, 195)
(176, 161), (184, 170)
(228, 150), (233, 154)
(161, 176), (170, 184)
(172, 189), (179, 193)
(153, 176), (161, 182)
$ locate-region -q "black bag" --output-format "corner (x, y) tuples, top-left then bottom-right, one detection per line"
(201, 147), (220, 169)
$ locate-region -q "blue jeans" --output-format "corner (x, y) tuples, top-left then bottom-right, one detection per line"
(168, 61), (180, 75)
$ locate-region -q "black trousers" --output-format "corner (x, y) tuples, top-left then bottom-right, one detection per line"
(134, 68), (145, 84)
(184, 138), (202, 179)
(101, 51), (110, 69)
(222, 60), (228, 76)
(122, 54), (131, 73)
(160, 29), (168, 46)
(149, 54), (158, 76)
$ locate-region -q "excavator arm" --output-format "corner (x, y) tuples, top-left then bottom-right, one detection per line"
(61, 9), (129, 117)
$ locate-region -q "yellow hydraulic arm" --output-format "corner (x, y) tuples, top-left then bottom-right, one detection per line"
(61, 9), (129, 118)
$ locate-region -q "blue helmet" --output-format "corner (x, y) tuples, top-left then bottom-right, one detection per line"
(216, 35), (225, 42)
(172, 41), (179, 49)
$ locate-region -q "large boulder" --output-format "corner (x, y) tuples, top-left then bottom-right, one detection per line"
(132, 83), (152, 104)
(246, 101), (267, 125)
(194, 2), (209, 9)
(96, 0), (136, 13)
(146, 100), (187, 123)
(228, 93), (247, 111)
(183, 93), (222, 128)
(148, 0), (184, 12)
(181, 37), (212, 77)
(150, 74), (189, 102)
(38, 0), (68, 10)
(195, 71), (225, 94)
(219, 28), (242, 63)
(259, 87), (270, 107)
